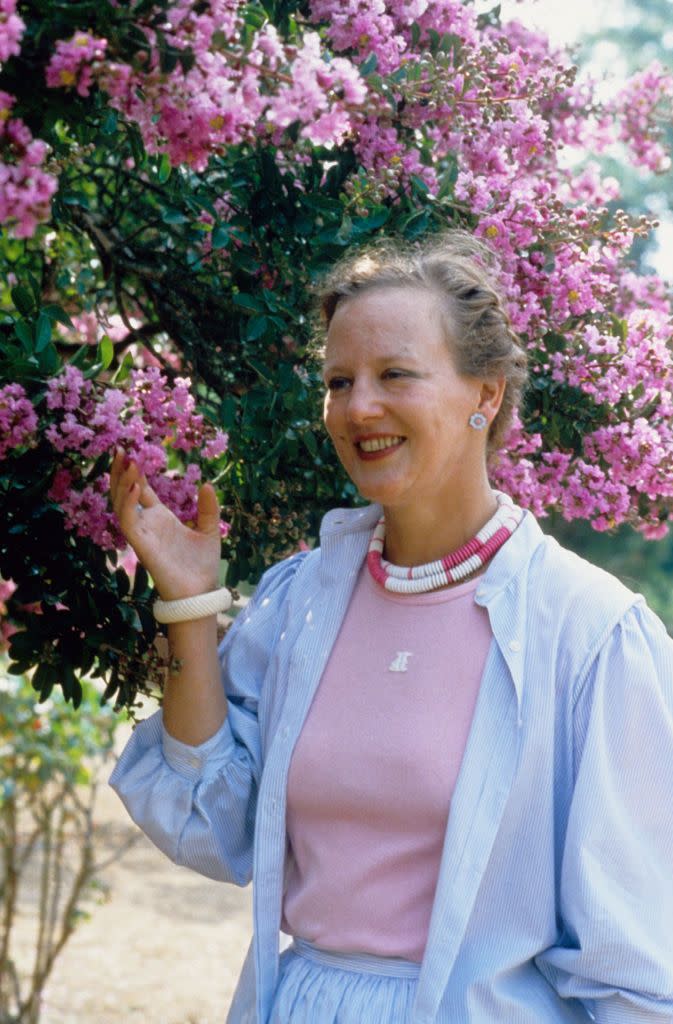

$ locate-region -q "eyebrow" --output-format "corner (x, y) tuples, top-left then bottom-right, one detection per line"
(323, 350), (421, 374)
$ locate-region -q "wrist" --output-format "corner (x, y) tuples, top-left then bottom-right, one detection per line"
(158, 580), (220, 602)
(154, 586), (232, 624)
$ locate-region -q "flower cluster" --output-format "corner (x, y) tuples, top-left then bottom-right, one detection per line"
(0, 365), (229, 550)
(0, 382), (38, 459)
(0, 91), (58, 237)
(0, 576), (17, 650)
(81, 2), (370, 170)
(0, 0), (24, 63)
(611, 60), (673, 173)
(1, 0), (673, 538)
(45, 30), (108, 97)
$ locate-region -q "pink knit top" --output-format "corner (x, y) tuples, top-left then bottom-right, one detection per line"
(281, 565), (493, 962)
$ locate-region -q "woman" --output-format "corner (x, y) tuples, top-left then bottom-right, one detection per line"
(109, 233), (673, 1023)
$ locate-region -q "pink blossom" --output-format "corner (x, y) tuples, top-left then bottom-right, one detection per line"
(611, 61), (673, 173)
(0, 0), (25, 62)
(202, 430), (229, 459)
(0, 93), (58, 237)
(0, 577), (17, 608)
(45, 31), (108, 98)
(0, 382), (38, 458)
(48, 467), (74, 503)
(56, 478), (122, 549)
(46, 365), (92, 412)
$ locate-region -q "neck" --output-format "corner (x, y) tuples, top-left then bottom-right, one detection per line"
(382, 480), (499, 567)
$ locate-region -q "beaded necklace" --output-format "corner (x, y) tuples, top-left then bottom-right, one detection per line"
(367, 491), (524, 595)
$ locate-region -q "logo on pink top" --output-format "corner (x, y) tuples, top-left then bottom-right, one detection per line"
(388, 651), (413, 673)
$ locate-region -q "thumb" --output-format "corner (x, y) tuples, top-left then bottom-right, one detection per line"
(195, 482), (221, 534)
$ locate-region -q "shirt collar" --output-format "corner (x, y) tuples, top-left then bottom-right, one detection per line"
(475, 510), (545, 607)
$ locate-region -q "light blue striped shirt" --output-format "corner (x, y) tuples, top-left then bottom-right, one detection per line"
(110, 507), (673, 1023)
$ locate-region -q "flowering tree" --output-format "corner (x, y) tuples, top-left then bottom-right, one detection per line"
(1, 0), (673, 707)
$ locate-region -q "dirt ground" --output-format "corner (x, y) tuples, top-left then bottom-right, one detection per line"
(39, 720), (254, 1024)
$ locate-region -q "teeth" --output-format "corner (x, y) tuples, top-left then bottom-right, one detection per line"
(359, 436), (404, 453)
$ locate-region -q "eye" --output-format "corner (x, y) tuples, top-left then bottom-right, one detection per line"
(382, 368), (410, 380)
(325, 376), (351, 392)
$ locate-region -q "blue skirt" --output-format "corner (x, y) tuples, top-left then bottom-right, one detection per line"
(269, 940), (420, 1023)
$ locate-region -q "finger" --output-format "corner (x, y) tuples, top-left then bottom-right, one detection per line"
(109, 448), (126, 505)
(114, 478), (144, 530)
(109, 448), (122, 490)
(111, 453), (140, 515)
(135, 473), (160, 509)
(114, 459), (156, 510)
(195, 482), (221, 534)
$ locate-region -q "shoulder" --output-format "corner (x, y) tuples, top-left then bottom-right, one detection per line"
(530, 531), (637, 617)
(525, 528), (659, 684)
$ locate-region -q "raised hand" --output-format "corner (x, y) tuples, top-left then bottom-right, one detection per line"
(109, 449), (222, 601)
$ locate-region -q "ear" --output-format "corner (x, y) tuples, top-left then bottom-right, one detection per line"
(476, 375), (506, 425)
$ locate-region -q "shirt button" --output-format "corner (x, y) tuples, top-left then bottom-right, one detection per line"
(280, 726), (290, 740)
(188, 755), (200, 769)
(509, 640), (521, 652)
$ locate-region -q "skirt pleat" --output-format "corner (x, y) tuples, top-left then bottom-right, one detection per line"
(269, 940), (420, 1023)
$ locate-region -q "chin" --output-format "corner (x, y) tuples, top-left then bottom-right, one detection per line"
(355, 482), (405, 507)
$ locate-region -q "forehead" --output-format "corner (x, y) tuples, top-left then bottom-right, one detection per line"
(325, 284), (448, 357)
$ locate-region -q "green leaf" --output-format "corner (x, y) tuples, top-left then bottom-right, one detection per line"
(68, 344), (90, 369)
(163, 207), (188, 224)
(115, 568), (130, 600)
(158, 153), (172, 183)
(14, 319), (33, 351)
(101, 109), (118, 135)
(410, 174), (430, 195)
(352, 207), (390, 234)
(38, 343), (60, 375)
(42, 304), (74, 328)
(246, 315), (269, 341)
(219, 396), (237, 428)
(98, 334), (114, 370)
(11, 285), (34, 317)
(132, 564), (150, 599)
(35, 313), (52, 352)
(438, 32), (462, 55)
(303, 430), (318, 458)
(32, 662), (56, 703)
(61, 192), (91, 209)
(111, 351), (134, 384)
(359, 52), (378, 76)
(233, 293), (264, 312)
(7, 661), (31, 676)
(402, 209), (430, 239)
(336, 214), (353, 243)
(211, 225), (230, 249)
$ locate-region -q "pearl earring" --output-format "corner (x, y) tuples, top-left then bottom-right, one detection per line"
(469, 411), (488, 430)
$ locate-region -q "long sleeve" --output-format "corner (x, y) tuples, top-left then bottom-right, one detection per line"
(536, 601), (673, 1022)
(109, 552), (307, 886)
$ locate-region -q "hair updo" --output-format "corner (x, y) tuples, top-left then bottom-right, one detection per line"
(315, 230), (528, 453)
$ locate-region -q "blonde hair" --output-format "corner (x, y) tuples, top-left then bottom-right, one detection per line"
(315, 231), (528, 452)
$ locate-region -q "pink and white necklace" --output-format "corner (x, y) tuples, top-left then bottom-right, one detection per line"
(367, 492), (524, 594)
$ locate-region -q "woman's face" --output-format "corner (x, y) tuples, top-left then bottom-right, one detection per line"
(322, 285), (500, 515)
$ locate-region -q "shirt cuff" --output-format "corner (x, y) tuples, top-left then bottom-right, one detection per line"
(161, 715), (237, 783)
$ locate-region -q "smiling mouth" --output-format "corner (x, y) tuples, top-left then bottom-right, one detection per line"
(356, 435), (405, 455)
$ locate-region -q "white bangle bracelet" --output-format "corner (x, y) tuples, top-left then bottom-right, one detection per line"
(153, 586), (233, 624)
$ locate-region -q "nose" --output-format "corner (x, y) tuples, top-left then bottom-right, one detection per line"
(346, 376), (384, 425)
